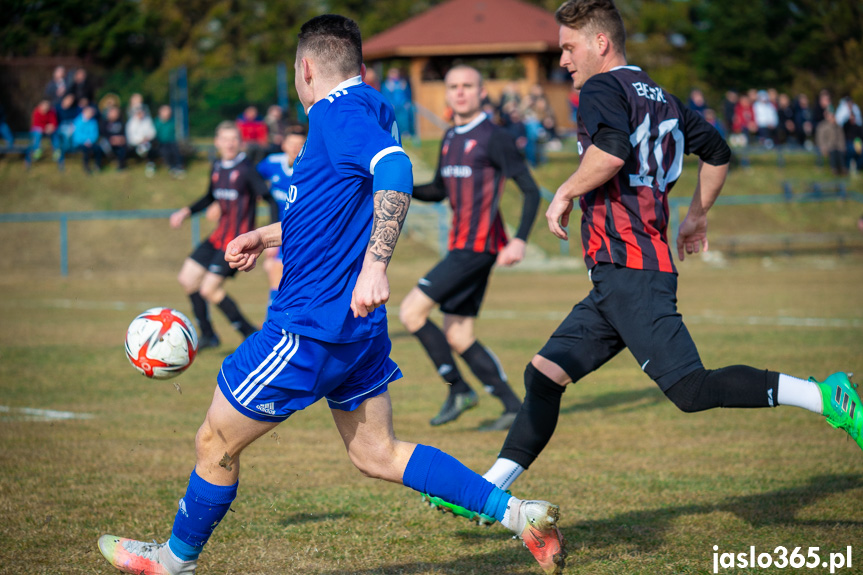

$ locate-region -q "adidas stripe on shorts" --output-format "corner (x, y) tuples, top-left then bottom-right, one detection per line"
(218, 322), (402, 422)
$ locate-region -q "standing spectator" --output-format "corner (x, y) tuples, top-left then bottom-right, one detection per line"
(753, 90), (778, 146)
(99, 106), (127, 170)
(68, 68), (95, 105)
(236, 105), (268, 163)
(816, 110), (846, 176)
(154, 105), (184, 177)
(43, 66), (68, 107)
(0, 103), (14, 150)
(126, 93), (151, 118)
(381, 67), (413, 137)
(812, 89), (832, 126)
(842, 112), (863, 174)
(126, 106), (157, 176)
(721, 90), (738, 138)
(835, 96), (862, 128)
(263, 105), (287, 153)
(776, 93), (796, 145)
(28, 99), (57, 164)
(498, 81), (522, 125)
(794, 93), (815, 148)
(687, 88), (707, 116)
(55, 92), (80, 165)
(71, 106), (100, 173)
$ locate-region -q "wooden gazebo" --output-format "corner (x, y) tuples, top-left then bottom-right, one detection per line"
(363, 0), (572, 137)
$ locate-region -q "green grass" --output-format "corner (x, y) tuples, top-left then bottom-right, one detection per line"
(0, 152), (862, 574)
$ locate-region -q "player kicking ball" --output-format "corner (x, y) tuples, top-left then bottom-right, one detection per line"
(97, 15), (565, 575)
(425, 0), (862, 525)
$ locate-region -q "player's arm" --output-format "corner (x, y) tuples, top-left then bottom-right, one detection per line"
(170, 177), (215, 228)
(547, 76), (629, 240)
(547, 133), (626, 240)
(411, 167), (447, 202)
(225, 222), (282, 272)
(675, 102), (732, 261)
(489, 131), (541, 265)
(351, 151), (413, 318)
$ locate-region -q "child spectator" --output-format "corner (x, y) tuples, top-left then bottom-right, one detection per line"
(72, 106), (100, 173)
(29, 99), (57, 164)
(126, 106), (157, 176)
(99, 106), (127, 170)
(55, 92), (80, 165)
(154, 105), (185, 177)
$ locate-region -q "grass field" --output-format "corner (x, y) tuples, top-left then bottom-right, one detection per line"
(1, 150), (862, 575)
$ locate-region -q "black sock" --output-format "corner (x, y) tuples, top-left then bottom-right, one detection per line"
(189, 292), (215, 339)
(663, 366), (780, 413)
(413, 321), (471, 394)
(217, 295), (257, 337)
(499, 363), (566, 469)
(461, 341), (521, 412)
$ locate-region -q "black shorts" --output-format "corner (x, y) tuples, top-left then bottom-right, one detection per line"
(538, 263), (702, 390)
(190, 239), (237, 278)
(417, 250), (497, 317)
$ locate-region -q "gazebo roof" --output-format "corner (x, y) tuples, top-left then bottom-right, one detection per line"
(363, 0), (560, 60)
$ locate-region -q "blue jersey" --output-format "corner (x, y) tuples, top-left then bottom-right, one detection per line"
(256, 153), (294, 212)
(268, 76), (407, 343)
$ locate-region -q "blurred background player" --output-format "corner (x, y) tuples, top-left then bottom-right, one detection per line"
(255, 123), (308, 318)
(427, 0), (861, 523)
(399, 65), (541, 431)
(98, 14), (564, 575)
(169, 121), (279, 349)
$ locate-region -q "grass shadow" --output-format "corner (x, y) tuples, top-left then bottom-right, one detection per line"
(279, 511), (350, 527)
(560, 386), (666, 415)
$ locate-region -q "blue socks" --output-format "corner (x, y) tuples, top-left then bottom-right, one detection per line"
(402, 444), (511, 523)
(168, 469), (238, 561)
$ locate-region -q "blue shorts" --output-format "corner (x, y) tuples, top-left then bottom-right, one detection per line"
(218, 322), (402, 422)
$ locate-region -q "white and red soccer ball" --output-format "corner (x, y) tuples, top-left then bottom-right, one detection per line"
(125, 307), (198, 380)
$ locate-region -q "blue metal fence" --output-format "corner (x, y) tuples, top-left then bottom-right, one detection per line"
(1, 186), (860, 276)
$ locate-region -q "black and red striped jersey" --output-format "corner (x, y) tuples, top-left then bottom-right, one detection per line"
(433, 113), (532, 254)
(576, 65), (725, 273)
(188, 152), (277, 250)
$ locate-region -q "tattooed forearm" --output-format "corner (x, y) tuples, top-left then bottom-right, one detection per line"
(368, 189), (411, 264)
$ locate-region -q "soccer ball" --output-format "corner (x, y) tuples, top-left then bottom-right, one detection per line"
(125, 307), (198, 380)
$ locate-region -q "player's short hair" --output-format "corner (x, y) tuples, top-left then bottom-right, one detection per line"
(297, 15), (363, 79)
(283, 123), (308, 138)
(215, 120), (240, 137)
(445, 65), (483, 88)
(555, 0), (627, 57)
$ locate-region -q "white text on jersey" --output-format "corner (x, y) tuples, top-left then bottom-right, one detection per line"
(632, 82), (667, 103)
(441, 165), (473, 178)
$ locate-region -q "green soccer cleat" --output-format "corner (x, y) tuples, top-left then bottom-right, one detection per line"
(422, 493), (498, 526)
(812, 372), (863, 452)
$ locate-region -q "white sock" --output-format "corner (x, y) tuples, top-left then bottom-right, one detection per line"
(483, 458), (525, 490)
(500, 495), (523, 532)
(160, 544), (198, 575)
(777, 373), (824, 414)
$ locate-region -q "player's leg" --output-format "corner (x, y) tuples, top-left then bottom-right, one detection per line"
(596, 265), (862, 451)
(98, 385), (279, 575)
(399, 285), (476, 425)
(443, 313), (522, 430)
(177, 254), (218, 348)
(199, 259), (258, 339)
(331, 391), (566, 574)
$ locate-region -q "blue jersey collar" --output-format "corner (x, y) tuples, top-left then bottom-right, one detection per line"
(308, 75), (363, 113)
